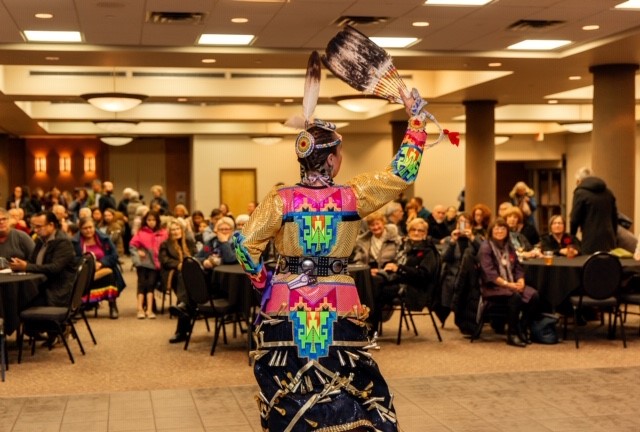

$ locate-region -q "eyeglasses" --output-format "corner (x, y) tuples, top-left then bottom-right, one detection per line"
(217, 227), (232, 232)
(408, 228), (426, 233)
(31, 224), (45, 230)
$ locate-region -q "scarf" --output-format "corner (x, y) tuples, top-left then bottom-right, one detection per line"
(488, 239), (514, 283)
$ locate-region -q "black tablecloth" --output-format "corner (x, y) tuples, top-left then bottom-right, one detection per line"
(0, 273), (46, 336)
(348, 264), (375, 313)
(524, 256), (640, 310)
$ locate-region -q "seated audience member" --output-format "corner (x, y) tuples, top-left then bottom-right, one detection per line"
(478, 218), (541, 347)
(369, 218), (440, 332)
(352, 211), (401, 277)
(161, 220), (197, 343)
(92, 207), (104, 228)
(246, 201), (257, 216)
(444, 205), (458, 233)
(409, 196), (430, 220)
(51, 204), (70, 235)
(234, 214), (250, 232)
(504, 206), (541, 258)
(197, 217), (238, 269)
(219, 203), (234, 220)
(130, 210), (167, 319)
(540, 215), (581, 257)
(188, 210), (205, 236)
(0, 207), (35, 260)
(150, 185), (169, 215)
(101, 208), (126, 256)
(9, 211), (77, 307)
(385, 201), (406, 236)
(427, 204), (450, 243)
(404, 200), (418, 228)
(126, 190), (143, 229)
(6, 185), (34, 217)
(71, 217), (126, 319)
(470, 203), (492, 241)
(202, 209), (223, 243)
(497, 201), (513, 219)
(8, 208), (30, 235)
(130, 205), (150, 236)
(440, 213), (480, 323)
(68, 188), (90, 222)
(98, 181), (117, 213)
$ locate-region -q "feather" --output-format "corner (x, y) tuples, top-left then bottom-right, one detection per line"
(303, 51), (322, 126)
(322, 25), (406, 103)
(284, 114), (306, 130)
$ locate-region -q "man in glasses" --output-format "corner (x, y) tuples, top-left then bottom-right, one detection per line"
(9, 211), (76, 308)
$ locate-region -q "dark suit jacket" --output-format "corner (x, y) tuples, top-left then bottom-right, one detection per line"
(26, 230), (77, 307)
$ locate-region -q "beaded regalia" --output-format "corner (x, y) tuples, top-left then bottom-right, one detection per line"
(232, 28), (449, 432)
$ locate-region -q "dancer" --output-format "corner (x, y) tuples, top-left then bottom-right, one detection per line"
(233, 47), (452, 431)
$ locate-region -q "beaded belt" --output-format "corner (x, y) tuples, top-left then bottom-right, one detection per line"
(278, 256), (349, 276)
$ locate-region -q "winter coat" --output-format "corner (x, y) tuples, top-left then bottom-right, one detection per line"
(352, 224), (401, 269)
(570, 176), (617, 254)
(72, 230), (126, 292)
(129, 226), (168, 270)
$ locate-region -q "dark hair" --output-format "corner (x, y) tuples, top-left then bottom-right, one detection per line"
(210, 208), (222, 218)
(297, 126), (341, 174)
(488, 217), (509, 240)
(35, 211), (61, 229)
(142, 210), (161, 232)
(192, 210), (204, 219)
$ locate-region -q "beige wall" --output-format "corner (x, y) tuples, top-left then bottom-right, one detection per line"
(193, 129), (640, 235)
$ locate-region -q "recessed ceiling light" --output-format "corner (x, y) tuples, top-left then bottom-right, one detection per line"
(582, 24), (600, 31)
(231, 17), (249, 23)
(425, 0), (493, 5)
(412, 22), (430, 27)
(547, 99), (558, 104)
(198, 33), (254, 45)
(615, 1), (640, 9)
(45, 56), (59, 61)
(24, 30), (82, 42)
(507, 39), (571, 50)
(35, 13), (53, 19)
(201, 58), (216, 63)
(177, 98), (188, 102)
(488, 62), (502, 67)
(283, 98), (294, 103)
(369, 36), (419, 48)
(569, 75), (582, 80)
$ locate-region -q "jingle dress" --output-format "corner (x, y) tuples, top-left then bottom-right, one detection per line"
(233, 115), (427, 432)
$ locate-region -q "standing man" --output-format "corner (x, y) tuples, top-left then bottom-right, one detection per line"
(570, 167), (617, 254)
(9, 211), (77, 307)
(99, 181), (117, 213)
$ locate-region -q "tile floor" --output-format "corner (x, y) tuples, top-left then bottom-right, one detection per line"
(1, 366), (639, 431)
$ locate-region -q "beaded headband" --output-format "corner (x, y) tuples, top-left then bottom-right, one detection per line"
(295, 119), (342, 159)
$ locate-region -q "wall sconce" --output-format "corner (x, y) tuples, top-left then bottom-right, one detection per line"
(35, 157), (47, 173)
(84, 156), (96, 173)
(59, 156), (71, 173)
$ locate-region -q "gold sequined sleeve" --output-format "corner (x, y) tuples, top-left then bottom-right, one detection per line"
(234, 186), (283, 281)
(348, 116), (427, 218)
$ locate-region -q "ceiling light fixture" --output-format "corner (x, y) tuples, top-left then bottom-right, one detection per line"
(568, 75), (582, 80)
(507, 39), (571, 50)
(94, 120), (139, 133)
(82, 92), (147, 112)
(35, 13), (53, 19)
(231, 17), (249, 23)
(494, 136), (510, 145)
(582, 25), (600, 31)
(488, 62), (502, 67)
(425, 0), (493, 5)
(198, 34), (255, 45)
(251, 136), (283, 145)
(334, 95), (388, 113)
(562, 123), (592, 133)
(412, 22), (430, 27)
(369, 36), (418, 48)
(615, 0), (640, 9)
(23, 30), (82, 42)
(100, 136), (134, 146)
(547, 99), (558, 104)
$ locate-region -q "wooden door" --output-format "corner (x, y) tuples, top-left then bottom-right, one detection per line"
(220, 169), (256, 218)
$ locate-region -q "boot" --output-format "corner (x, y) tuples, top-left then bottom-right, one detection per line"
(507, 326), (526, 347)
(109, 301), (119, 319)
(518, 322), (532, 345)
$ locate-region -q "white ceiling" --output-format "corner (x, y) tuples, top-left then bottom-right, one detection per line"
(0, 0), (639, 139)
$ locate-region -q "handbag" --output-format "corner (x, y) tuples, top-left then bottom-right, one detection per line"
(530, 313), (559, 344)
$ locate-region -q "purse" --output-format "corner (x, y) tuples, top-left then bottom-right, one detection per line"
(94, 267), (113, 280)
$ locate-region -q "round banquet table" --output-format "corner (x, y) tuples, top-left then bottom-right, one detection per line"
(523, 255), (640, 310)
(0, 273), (46, 336)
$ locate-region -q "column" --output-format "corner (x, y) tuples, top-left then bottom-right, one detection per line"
(590, 64), (638, 221)
(463, 100), (497, 213)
